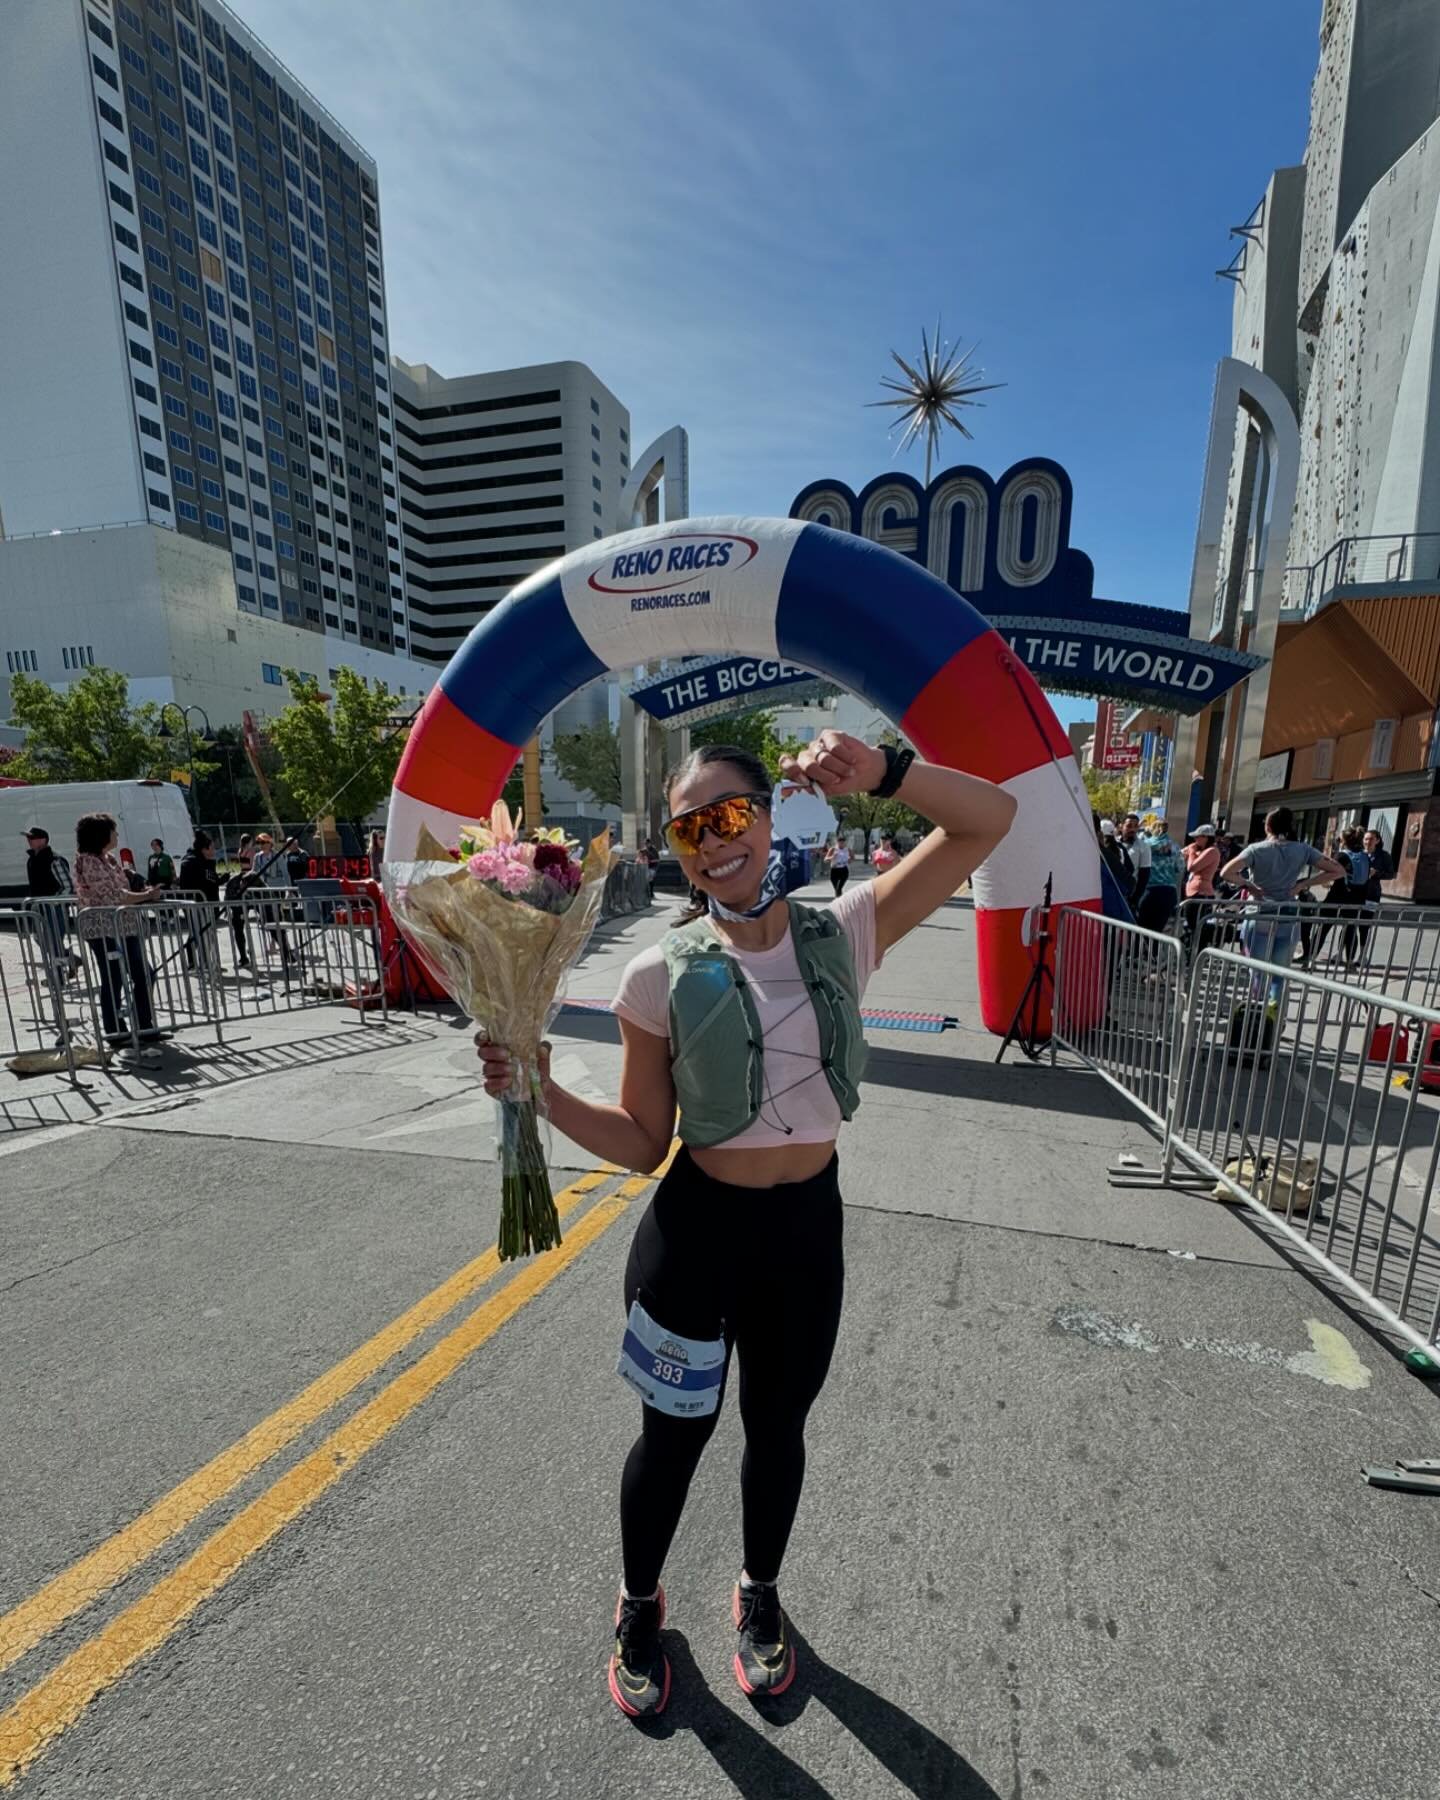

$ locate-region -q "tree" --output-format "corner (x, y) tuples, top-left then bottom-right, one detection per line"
(830, 728), (926, 857)
(3, 667), (178, 783)
(689, 709), (806, 781)
(267, 667), (404, 829)
(1082, 765), (1132, 823)
(550, 720), (622, 811)
(191, 724), (293, 826)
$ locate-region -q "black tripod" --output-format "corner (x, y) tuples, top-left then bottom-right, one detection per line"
(995, 873), (1055, 1064)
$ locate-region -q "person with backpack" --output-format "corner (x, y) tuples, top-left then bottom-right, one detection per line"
(475, 733), (1016, 1718)
(23, 825), (76, 974)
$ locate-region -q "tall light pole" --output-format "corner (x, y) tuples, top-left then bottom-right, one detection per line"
(158, 701), (211, 824)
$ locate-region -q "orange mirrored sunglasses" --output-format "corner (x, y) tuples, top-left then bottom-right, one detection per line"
(662, 792), (770, 856)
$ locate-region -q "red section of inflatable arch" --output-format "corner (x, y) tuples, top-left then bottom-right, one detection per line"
(901, 632), (1101, 1037)
(393, 690), (519, 823)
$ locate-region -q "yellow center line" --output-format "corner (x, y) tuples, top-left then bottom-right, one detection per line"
(0, 1164), (617, 1678)
(0, 1182), (642, 1788)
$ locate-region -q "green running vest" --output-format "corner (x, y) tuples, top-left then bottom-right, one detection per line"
(660, 901), (867, 1148)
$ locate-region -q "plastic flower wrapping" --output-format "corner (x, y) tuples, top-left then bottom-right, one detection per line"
(382, 804), (613, 1259)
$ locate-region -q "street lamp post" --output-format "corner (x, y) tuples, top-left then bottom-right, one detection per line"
(158, 702), (212, 824)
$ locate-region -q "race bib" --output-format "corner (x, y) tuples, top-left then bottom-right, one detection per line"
(617, 1300), (726, 1418)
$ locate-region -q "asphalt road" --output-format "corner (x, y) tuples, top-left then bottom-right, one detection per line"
(2, 886), (1437, 1799)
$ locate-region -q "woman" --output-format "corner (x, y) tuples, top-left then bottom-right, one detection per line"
(1221, 808), (1344, 999)
(477, 732), (1015, 1717)
(872, 835), (899, 873)
(823, 834), (852, 897)
(73, 812), (164, 1043)
(1179, 822), (1221, 960)
(1137, 817), (1181, 934)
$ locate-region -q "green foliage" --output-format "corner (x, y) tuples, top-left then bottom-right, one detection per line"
(190, 723), (292, 825)
(2, 667), (209, 784)
(689, 709), (806, 782)
(1082, 764), (1133, 822)
(550, 720), (623, 810)
(267, 667), (403, 827)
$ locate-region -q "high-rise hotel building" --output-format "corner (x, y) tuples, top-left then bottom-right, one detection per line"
(392, 358), (635, 667)
(0, 0), (411, 662)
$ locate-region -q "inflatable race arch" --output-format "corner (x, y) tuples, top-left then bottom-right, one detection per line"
(387, 518), (1102, 1036)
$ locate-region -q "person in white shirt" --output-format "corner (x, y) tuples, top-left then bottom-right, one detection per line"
(823, 837), (852, 897)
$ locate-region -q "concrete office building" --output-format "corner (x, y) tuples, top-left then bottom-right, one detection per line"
(393, 358), (634, 670)
(0, 0), (428, 721)
(393, 355), (691, 823)
(1177, 0), (1440, 895)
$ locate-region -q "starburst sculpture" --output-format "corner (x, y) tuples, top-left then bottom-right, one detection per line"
(869, 321), (1004, 482)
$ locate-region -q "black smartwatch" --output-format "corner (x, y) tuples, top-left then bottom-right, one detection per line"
(868, 744), (915, 799)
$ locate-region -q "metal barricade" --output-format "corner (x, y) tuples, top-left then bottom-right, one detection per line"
(1177, 898), (1440, 1011)
(220, 887), (387, 1027)
(1051, 906), (1185, 1130)
(601, 861), (654, 920)
(2, 888), (386, 1085)
(1163, 948), (1440, 1357)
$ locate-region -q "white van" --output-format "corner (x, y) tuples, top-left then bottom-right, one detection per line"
(0, 781), (194, 900)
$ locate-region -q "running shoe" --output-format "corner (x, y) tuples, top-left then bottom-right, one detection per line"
(608, 1587), (669, 1718)
(732, 1581), (796, 1697)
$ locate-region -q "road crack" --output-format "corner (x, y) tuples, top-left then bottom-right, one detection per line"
(0, 1196), (215, 1297)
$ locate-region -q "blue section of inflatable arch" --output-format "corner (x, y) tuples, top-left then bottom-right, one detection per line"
(775, 523), (989, 720)
(437, 573), (606, 746)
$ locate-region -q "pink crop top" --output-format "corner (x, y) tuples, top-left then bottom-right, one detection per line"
(610, 885), (882, 1149)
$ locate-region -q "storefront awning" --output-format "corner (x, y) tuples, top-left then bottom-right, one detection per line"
(1260, 597), (1440, 754)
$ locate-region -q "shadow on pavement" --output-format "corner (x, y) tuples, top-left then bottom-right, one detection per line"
(638, 1629), (999, 1800)
(865, 1045), (1137, 1119)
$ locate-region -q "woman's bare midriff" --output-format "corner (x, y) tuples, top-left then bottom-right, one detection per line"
(689, 1139), (838, 1188)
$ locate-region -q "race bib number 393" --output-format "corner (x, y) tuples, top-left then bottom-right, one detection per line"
(617, 1299), (726, 1418)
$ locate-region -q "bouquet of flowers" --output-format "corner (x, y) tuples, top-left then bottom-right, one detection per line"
(382, 804), (613, 1259)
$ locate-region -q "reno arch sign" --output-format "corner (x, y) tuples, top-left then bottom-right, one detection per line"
(788, 459), (1264, 715)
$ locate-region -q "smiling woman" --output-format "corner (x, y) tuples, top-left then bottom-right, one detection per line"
(475, 717), (1017, 1718)
(398, 512), (1091, 1716)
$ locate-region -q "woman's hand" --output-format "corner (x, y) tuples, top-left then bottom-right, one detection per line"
(779, 730), (886, 799)
(475, 1035), (551, 1098)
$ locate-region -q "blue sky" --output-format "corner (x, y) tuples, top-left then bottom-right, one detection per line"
(244, 0), (1317, 719)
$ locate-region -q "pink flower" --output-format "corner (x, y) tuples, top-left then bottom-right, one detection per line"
(467, 846), (535, 894)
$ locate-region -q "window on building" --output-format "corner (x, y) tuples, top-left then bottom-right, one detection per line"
(176, 499), (200, 521)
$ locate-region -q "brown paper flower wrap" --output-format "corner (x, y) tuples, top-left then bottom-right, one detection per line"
(383, 820), (613, 1259)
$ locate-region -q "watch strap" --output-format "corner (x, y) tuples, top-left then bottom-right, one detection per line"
(869, 744), (915, 799)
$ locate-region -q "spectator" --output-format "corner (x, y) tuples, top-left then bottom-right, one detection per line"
(249, 831), (300, 966)
(285, 835), (310, 887)
(1137, 817), (1182, 933)
(1363, 828), (1394, 890)
(366, 828), (386, 874)
(146, 838), (175, 889)
(1180, 821), (1221, 957)
(639, 836), (660, 898)
(824, 836), (851, 898)
(1119, 814), (1151, 909)
(178, 831), (221, 970)
(1221, 808), (1345, 1000)
(1336, 826), (1373, 969)
(73, 812), (163, 1042)
(1098, 818), (1133, 894)
(236, 833), (254, 871)
(24, 825), (75, 973)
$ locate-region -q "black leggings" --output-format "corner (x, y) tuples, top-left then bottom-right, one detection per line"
(620, 1150), (844, 1595)
(830, 865), (849, 897)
